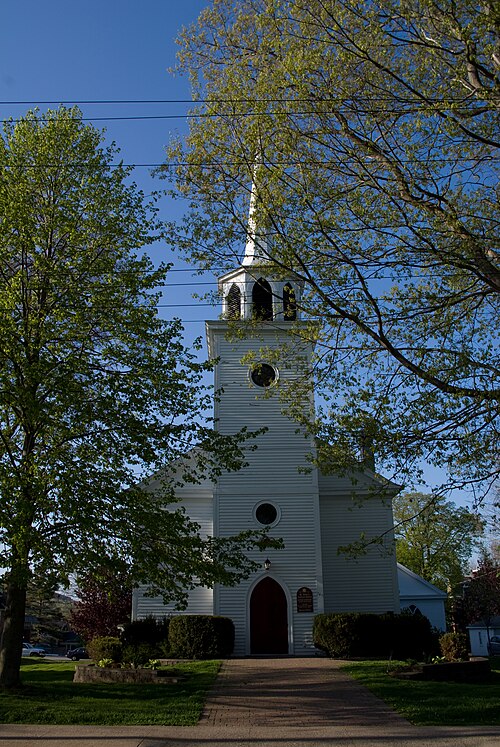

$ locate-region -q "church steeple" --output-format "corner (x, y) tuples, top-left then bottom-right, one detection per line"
(219, 176), (302, 322)
(242, 178), (271, 267)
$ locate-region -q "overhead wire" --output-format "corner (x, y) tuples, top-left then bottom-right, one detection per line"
(0, 96), (495, 105)
(0, 97), (496, 321)
(4, 156), (498, 168)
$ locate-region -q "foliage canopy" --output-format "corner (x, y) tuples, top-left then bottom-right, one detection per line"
(461, 551), (500, 629)
(393, 492), (483, 590)
(0, 107), (267, 687)
(70, 571), (132, 644)
(164, 0), (500, 502)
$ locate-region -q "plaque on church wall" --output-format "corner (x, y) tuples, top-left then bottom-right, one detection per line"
(296, 587), (313, 613)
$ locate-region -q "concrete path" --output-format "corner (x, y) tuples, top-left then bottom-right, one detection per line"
(0, 657), (499, 746)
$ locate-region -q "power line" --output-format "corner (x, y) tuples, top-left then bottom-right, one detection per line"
(2, 109), (489, 123)
(0, 98), (496, 126)
(0, 100), (198, 105)
(0, 96), (493, 105)
(3, 156), (498, 169)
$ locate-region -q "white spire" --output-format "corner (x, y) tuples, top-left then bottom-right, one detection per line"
(242, 166), (271, 266)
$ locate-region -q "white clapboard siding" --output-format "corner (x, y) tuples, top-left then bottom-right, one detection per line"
(319, 487), (400, 614)
(132, 584), (214, 619)
(214, 482), (323, 655)
(132, 479), (215, 620)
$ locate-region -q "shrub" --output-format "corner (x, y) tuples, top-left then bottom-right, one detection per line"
(87, 636), (122, 663)
(143, 659), (161, 670)
(122, 642), (159, 668)
(168, 615), (234, 659)
(386, 611), (439, 660)
(439, 632), (469, 662)
(121, 616), (170, 647)
(313, 613), (364, 658)
(97, 658), (114, 668)
(158, 639), (174, 658)
(313, 611), (438, 660)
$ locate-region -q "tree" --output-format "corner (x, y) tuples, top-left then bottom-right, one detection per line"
(163, 0), (500, 501)
(0, 108), (270, 688)
(461, 551), (500, 636)
(70, 570), (132, 643)
(393, 492), (483, 591)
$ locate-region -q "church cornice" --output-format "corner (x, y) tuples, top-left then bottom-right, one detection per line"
(205, 319), (315, 358)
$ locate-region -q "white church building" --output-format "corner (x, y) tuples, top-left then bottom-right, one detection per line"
(131, 203), (428, 656)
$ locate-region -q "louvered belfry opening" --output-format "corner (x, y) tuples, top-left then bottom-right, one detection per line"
(226, 283), (241, 319)
(252, 278), (273, 320)
(283, 283), (296, 320)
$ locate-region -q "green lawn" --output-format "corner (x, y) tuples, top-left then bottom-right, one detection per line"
(342, 657), (500, 726)
(0, 658), (221, 725)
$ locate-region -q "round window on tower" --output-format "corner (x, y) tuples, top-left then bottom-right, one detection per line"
(250, 362), (278, 388)
(254, 502), (280, 526)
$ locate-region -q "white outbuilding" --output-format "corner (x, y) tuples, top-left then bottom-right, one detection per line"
(397, 563), (447, 631)
(467, 617), (500, 656)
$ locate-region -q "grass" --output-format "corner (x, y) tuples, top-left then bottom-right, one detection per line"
(342, 656), (500, 726)
(0, 658), (221, 725)
(5, 655), (499, 728)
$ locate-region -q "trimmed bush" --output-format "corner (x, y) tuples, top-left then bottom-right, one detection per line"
(313, 611), (438, 660)
(313, 612), (363, 658)
(168, 615), (234, 659)
(439, 632), (469, 662)
(87, 636), (123, 663)
(119, 616), (171, 663)
(121, 616), (170, 647)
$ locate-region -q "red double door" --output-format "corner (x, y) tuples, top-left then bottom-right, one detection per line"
(250, 576), (289, 655)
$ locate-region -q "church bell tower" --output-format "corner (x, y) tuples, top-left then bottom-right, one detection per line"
(206, 181), (324, 656)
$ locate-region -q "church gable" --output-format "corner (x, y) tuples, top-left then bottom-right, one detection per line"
(318, 463), (401, 496)
(132, 451), (215, 621)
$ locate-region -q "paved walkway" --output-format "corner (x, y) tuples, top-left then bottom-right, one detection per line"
(0, 658), (499, 746)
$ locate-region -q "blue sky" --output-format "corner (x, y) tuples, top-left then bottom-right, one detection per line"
(0, 0), (214, 333)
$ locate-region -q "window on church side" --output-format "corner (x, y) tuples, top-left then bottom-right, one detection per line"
(226, 283), (241, 319)
(283, 283), (296, 320)
(252, 278), (273, 320)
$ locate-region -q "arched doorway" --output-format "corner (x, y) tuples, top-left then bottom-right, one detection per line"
(250, 576), (288, 655)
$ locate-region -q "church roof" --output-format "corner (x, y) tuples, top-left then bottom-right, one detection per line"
(397, 563), (448, 599)
(467, 615), (500, 629)
(318, 464), (401, 497)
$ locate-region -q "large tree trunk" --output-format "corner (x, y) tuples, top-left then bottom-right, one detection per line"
(0, 578), (27, 688)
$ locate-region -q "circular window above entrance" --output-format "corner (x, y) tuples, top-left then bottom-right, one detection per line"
(255, 502), (279, 526)
(250, 362), (278, 388)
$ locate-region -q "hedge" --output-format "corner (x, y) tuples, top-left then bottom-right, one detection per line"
(168, 615), (235, 659)
(313, 611), (438, 659)
(121, 616), (170, 647)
